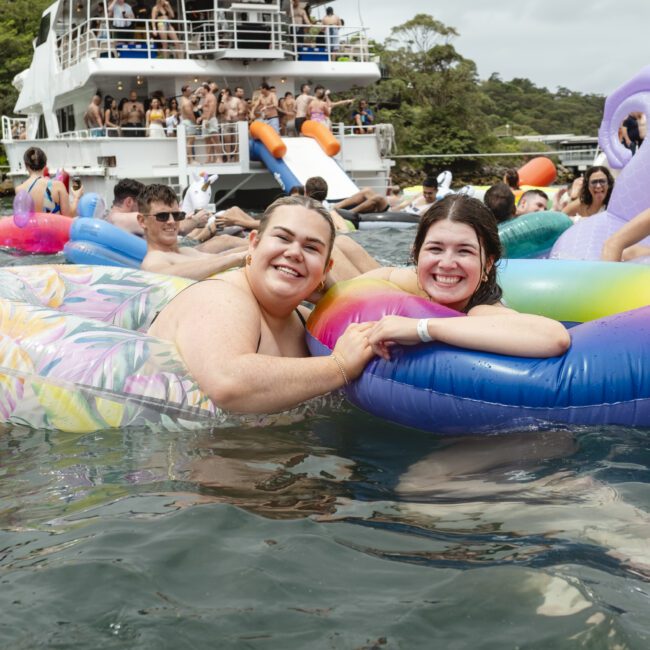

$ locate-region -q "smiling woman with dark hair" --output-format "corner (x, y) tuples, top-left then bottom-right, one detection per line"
(360, 194), (570, 359)
(563, 165), (614, 218)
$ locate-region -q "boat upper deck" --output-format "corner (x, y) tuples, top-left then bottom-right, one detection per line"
(52, 0), (372, 69)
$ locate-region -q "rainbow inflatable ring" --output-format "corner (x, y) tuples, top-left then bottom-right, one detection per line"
(307, 260), (650, 434)
(0, 265), (220, 433)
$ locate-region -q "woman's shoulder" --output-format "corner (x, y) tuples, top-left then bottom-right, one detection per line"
(361, 266), (418, 292)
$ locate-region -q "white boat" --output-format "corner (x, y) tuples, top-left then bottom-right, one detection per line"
(1, 0), (394, 204)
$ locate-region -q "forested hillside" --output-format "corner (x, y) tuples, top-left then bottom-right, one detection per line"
(0, 0), (51, 118)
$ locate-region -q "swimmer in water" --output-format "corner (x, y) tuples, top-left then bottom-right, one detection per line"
(361, 194), (570, 358)
(148, 194), (375, 413)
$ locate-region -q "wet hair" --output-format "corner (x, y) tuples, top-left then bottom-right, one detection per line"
(422, 176), (438, 189)
(304, 176), (328, 202)
(23, 147), (47, 171)
(520, 188), (548, 203)
(257, 195), (336, 260)
(518, 188), (548, 210)
(412, 194), (503, 312)
(580, 165), (614, 207)
(326, 6), (333, 15)
(137, 183), (178, 213)
(503, 168), (519, 189)
(113, 178), (145, 206)
(104, 95), (114, 110)
(261, 82), (271, 91)
(483, 182), (516, 223)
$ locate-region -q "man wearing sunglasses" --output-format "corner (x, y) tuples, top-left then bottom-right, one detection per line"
(105, 178), (210, 237)
(138, 184), (247, 279)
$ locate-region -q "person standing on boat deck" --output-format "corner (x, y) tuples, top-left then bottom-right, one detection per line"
(308, 86), (353, 128)
(151, 0), (180, 59)
(148, 193), (375, 414)
(294, 83), (312, 135)
(146, 97), (166, 138)
(84, 94), (104, 137)
(290, 0), (310, 45)
(108, 0), (134, 46)
(321, 6), (342, 58)
(252, 83), (281, 134)
(180, 84), (199, 164)
(233, 87), (249, 123)
(279, 92), (297, 136)
(220, 88), (240, 162)
(121, 90), (145, 137)
(16, 147), (83, 217)
(103, 95), (120, 137)
(165, 97), (180, 136)
(201, 84), (223, 164)
(306, 86), (331, 125)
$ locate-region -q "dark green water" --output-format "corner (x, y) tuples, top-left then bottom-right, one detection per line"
(1, 199), (650, 648)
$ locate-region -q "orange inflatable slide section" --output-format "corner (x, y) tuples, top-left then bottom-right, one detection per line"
(249, 121), (286, 158)
(517, 156), (557, 187)
(300, 120), (341, 156)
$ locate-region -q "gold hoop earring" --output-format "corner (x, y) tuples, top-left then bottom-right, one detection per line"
(245, 254), (252, 266)
(318, 279), (326, 292)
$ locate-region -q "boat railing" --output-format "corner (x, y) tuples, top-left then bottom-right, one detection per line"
(2, 116), (28, 142)
(335, 122), (396, 155)
(56, 12), (370, 69)
(45, 120), (241, 155)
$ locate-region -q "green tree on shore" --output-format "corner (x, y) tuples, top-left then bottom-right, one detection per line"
(0, 0), (51, 118)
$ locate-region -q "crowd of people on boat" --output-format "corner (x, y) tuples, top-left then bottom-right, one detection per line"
(87, 1), (349, 60)
(80, 81), (372, 158)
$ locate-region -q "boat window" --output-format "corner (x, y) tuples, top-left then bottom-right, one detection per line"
(36, 115), (48, 139)
(36, 14), (51, 47)
(56, 105), (76, 133)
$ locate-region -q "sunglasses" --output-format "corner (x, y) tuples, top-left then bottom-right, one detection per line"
(589, 179), (608, 187)
(144, 211), (186, 222)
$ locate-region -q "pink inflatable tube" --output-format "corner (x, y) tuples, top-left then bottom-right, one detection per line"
(551, 66), (650, 260)
(0, 213), (73, 254)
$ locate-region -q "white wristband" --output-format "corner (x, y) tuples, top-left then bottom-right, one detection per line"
(417, 318), (433, 342)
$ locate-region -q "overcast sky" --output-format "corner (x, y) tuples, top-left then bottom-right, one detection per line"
(334, 0), (649, 96)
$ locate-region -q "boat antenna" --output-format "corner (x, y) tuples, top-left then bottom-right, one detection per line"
(356, 0), (365, 33)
